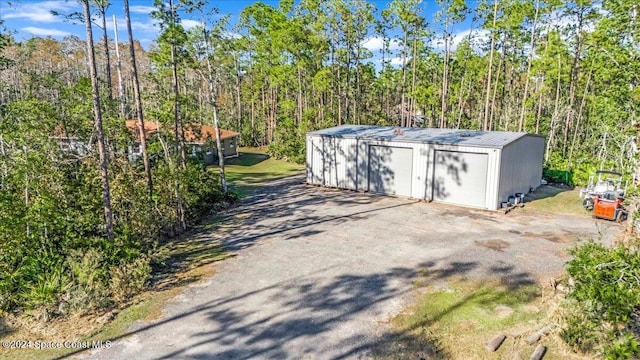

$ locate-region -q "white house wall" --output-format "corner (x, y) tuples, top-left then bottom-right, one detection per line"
(498, 135), (545, 205)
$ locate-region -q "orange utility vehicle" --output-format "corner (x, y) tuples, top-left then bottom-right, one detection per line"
(579, 170), (626, 210)
(592, 192), (628, 222)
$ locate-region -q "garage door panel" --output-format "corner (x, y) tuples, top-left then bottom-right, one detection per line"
(433, 151), (487, 208)
(368, 146), (413, 196)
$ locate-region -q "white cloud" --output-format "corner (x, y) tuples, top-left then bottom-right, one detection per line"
(362, 37), (384, 51)
(180, 19), (201, 31)
(105, 18), (158, 34)
(389, 57), (404, 66)
(224, 31), (242, 39)
(3, 0), (78, 23)
(362, 36), (402, 52)
(389, 56), (410, 66)
(131, 21), (158, 32)
(129, 5), (156, 15)
(22, 26), (71, 37)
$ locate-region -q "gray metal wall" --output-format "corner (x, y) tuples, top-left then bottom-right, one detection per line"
(306, 135), (360, 190)
(432, 151), (489, 208)
(424, 144), (501, 209)
(306, 133), (543, 211)
(497, 135), (545, 207)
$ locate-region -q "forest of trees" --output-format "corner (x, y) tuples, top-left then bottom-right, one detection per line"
(0, 0), (639, 336)
(4, 0), (640, 172)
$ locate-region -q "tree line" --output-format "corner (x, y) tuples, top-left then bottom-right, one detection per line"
(0, 0), (234, 318)
(3, 0), (639, 172)
(0, 0), (638, 322)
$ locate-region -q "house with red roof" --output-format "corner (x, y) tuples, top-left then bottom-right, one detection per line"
(125, 120), (240, 164)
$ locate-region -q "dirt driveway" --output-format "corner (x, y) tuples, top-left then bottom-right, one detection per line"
(82, 175), (620, 359)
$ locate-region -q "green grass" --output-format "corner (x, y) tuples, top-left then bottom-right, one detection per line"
(397, 282), (540, 331)
(523, 185), (587, 217)
(218, 147), (304, 197)
(375, 280), (584, 360)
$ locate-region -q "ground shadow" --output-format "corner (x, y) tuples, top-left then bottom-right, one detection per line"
(0, 316), (11, 337)
(56, 266), (425, 359)
(54, 173), (544, 359)
(150, 235), (231, 292)
(525, 184), (574, 203)
(193, 174), (403, 252)
(372, 330), (446, 360)
(225, 152), (269, 167)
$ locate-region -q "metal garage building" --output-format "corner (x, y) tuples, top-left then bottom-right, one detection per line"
(306, 125), (545, 210)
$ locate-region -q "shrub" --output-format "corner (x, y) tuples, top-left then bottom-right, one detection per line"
(109, 256), (152, 303)
(60, 248), (110, 314)
(561, 240), (640, 358)
(268, 118), (312, 164)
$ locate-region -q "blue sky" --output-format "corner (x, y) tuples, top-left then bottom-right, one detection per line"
(0, 0), (483, 62)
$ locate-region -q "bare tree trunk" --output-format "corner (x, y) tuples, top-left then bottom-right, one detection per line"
(535, 31), (550, 135)
(568, 66), (592, 166)
(518, 0), (539, 132)
(563, 8), (585, 155)
(489, 45), (503, 131)
(124, 0), (152, 197)
(546, 53), (563, 163)
(234, 57), (242, 132)
(410, 22), (418, 127)
(400, 27), (409, 127)
(203, 26), (227, 194)
(168, 0), (186, 167)
(455, 77), (469, 129)
(99, 3), (113, 100)
(535, 84), (543, 134)
(82, 0), (114, 240)
(355, 45), (362, 125)
(440, 15), (450, 129)
(483, 0), (498, 131)
(345, 40), (351, 125)
(113, 15), (126, 119)
(270, 87), (277, 141)
(337, 63), (342, 126)
(297, 64), (303, 124)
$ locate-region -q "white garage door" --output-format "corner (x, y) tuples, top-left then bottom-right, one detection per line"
(368, 145), (413, 197)
(433, 151), (488, 208)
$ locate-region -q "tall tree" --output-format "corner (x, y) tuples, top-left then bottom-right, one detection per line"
(482, 0), (499, 131)
(152, 0), (189, 166)
(436, 0), (468, 129)
(125, 0), (153, 197)
(518, 0), (540, 132)
(202, 24), (228, 194)
(96, 0), (113, 100)
(81, 0), (114, 240)
(113, 14), (126, 119)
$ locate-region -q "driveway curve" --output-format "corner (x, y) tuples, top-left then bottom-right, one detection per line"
(80, 175), (620, 359)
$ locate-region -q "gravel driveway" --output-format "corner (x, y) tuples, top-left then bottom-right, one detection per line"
(79, 175), (620, 359)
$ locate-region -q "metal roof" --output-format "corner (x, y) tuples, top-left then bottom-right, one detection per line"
(308, 125), (530, 149)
